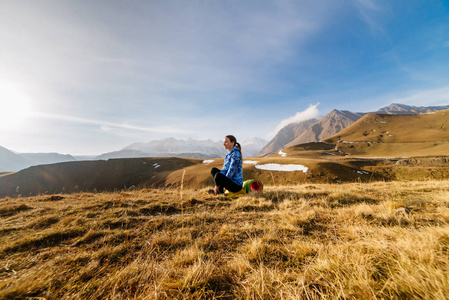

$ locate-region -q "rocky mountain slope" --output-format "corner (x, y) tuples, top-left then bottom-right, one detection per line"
(285, 110), (364, 148)
(258, 118), (318, 156)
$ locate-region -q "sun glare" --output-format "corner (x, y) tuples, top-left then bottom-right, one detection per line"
(0, 85), (32, 130)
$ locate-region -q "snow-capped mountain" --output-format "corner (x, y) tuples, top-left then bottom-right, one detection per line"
(241, 137), (268, 157)
(377, 103), (449, 114)
(122, 137), (226, 158)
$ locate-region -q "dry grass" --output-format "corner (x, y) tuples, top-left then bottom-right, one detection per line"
(1, 180), (449, 299)
(324, 110), (449, 157)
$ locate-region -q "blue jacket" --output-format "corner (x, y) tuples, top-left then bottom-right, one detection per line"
(220, 146), (243, 186)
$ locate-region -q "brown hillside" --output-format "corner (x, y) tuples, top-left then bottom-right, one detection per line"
(324, 110), (449, 157)
(166, 156), (387, 188)
(0, 158), (200, 198)
(0, 155), (389, 197)
(4, 150), (449, 198)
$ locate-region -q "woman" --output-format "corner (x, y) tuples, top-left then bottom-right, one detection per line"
(210, 135), (243, 195)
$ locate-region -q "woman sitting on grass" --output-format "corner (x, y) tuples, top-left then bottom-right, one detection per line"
(209, 135), (243, 195)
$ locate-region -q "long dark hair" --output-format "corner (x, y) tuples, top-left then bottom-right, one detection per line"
(226, 135), (242, 157)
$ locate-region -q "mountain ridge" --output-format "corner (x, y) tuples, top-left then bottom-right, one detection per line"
(259, 118), (318, 156)
(285, 109), (364, 148)
(2, 103), (449, 171)
(260, 103), (449, 156)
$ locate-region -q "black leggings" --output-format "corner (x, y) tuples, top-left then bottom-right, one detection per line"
(211, 167), (242, 193)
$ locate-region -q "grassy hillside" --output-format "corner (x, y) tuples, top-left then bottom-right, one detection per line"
(0, 155), (390, 198)
(4, 153), (449, 198)
(0, 157), (201, 198)
(1, 181), (449, 299)
(324, 110), (449, 157)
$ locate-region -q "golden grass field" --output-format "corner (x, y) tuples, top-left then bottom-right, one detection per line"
(1, 179), (449, 299)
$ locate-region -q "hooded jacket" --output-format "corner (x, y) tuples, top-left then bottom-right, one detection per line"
(220, 146), (243, 186)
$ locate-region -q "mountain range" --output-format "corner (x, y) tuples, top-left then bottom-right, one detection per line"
(377, 103), (449, 114)
(96, 136), (267, 160)
(259, 103), (449, 156)
(0, 137), (268, 172)
(0, 147), (76, 172)
(1, 103), (448, 172)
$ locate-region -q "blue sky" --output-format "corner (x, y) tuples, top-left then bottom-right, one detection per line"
(1, 0), (449, 155)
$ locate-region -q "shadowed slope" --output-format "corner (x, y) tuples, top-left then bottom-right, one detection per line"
(0, 158), (200, 198)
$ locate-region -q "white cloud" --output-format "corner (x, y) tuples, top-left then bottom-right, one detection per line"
(391, 87), (449, 106)
(268, 103), (320, 138)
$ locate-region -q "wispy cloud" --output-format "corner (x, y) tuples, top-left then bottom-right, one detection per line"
(0, 1), (332, 95)
(33, 112), (193, 135)
(351, 0), (384, 35)
(390, 87), (449, 106)
(268, 103), (320, 138)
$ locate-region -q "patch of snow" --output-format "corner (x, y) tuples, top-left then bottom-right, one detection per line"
(202, 160), (214, 164)
(244, 160), (259, 165)
(355, 170), (370, 175)
(278, 150), (287, 157)
(255, 163), (308, 173)
(153, 163), (160, 168)
(324, 152), (336, 156)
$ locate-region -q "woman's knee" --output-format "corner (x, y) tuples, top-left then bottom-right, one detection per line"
(211, 167), (220, 177)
